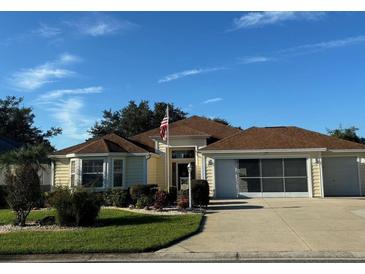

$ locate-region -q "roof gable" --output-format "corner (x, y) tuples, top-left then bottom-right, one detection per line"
(53, 133), (148, 155)
(202, 126), (365, 151)
(129, 115), (241, 151)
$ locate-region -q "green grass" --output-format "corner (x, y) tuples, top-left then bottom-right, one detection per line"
(0, 208), (202, 255)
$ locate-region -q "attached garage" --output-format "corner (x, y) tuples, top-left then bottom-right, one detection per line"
(215, 159), (237, 198)
(323, 157), (360, 196)
(214, 158), (310, 198)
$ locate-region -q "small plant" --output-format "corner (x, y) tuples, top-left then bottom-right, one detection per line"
(154, 190), (169, 209)
(5, 165), (42, 226)
(177, 195), (189, 210)
(136, 195), (152, 209)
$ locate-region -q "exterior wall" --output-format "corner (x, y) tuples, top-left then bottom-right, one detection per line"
(54, 158), (70, 187)
(53, 155), (147, 190)
(205, 156), (215, 197)
(153, 137), (208, 190)
(311, 157), (322, 197)
(196, 152), (203, 180)
(125, 156), (147, 187)
(360, 157), (365, 195)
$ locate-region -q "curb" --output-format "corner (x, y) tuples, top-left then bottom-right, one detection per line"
(3, 251), (365, 262)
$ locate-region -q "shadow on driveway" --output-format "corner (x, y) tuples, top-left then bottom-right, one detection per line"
(207, 205), (264, 211)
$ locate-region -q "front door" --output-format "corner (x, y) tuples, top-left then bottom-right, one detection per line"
(173, 162), (195, 190)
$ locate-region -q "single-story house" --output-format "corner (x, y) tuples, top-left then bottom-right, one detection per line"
(51, 116), (365, 198)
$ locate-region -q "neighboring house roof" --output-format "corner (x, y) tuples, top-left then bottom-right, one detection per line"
(53, 133), (148, 155)
(129, 115), (241, 152)
(202, 126), (365, 151)
(0, 137), (20, 154)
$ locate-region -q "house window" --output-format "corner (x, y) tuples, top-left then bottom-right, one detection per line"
(70, 160), (76, 187)
(238, 158), (307, 193)
(172, 150), (195, 159)
(113, 159), (123, 187)
(82, 159), (104, 188)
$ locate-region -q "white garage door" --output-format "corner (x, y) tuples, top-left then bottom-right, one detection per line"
(323, 157), (360, 196)
(215, 159), (237, 198)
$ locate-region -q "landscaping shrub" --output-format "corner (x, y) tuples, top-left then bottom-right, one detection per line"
(50, 187), (102, 226)
(129, 184), (157, 204)
(168, 187), (177, 205)
(5, 165), (42, 226)
(154, 190), (169, 209)
(177, 195), (189, 209)
(72, 190), (102, 226)
(49, 187), (75, 226)
(0, 186), (8, 209)
(109, 189), (131, 207)
(191, 179), (210, 208)
(136, 195), (152, 209)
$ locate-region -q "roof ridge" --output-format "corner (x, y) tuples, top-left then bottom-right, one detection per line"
(289, 126), (365, 148)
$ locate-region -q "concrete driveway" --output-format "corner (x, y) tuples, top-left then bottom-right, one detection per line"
(159, 198), (365, 253)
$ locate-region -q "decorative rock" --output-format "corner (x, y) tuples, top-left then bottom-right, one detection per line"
(128, 204), (135, 209)
(144, 206), (150, 210)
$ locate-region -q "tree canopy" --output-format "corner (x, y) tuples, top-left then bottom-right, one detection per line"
(89, 100), (188, 138)
(327, 126), (365, 144)
(0, 96), (61, 151)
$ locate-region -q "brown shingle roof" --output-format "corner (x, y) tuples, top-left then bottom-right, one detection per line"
(202, 126), (365, 151)
(129, 116), (241, 152)
(53, 133), (148, 155)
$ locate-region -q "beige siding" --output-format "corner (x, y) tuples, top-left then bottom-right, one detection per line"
(205, 156), (215, 197)
(147, 156), (157, 184)
(54, 158), (70, 187)
(196, 152), (203, 179)
(360, 158), (365, 196)
(311, 158), (322, 197)
(125, 156), (146, 186)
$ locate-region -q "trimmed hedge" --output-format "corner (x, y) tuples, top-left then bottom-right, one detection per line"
(191, 180), (210, 208)
(50, 187), (102, 226)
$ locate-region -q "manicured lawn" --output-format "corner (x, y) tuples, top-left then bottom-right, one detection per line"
(0, 208), (202, 255)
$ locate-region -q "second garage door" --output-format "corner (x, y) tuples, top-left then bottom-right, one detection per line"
(323, 157), (360, 196)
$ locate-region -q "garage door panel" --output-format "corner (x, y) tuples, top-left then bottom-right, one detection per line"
(215, 160), (237, 198)
(323, 157), (359, 196)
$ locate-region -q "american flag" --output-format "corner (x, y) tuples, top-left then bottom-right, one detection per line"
(160, 107), (169, 141)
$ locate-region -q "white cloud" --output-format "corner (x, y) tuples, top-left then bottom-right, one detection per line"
(36, 86), (103, 103)
(33, 23), (62, 38)
(158, 67), (226, 83)
(9, 53), (80, 90)
(49, 98), (93, 141)
(66, 14), (138, 37)
(277, 35), (365, 57)
(231, 12), (325, 30)
(202, 97), (223, 104)
(35, 86), (103, 141)
(239, 56), (270, 64)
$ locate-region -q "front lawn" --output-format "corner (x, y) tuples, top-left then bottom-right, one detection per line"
(0, 208), (202, 255)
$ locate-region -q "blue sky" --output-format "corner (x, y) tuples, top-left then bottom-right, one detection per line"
(1, 11), (365, 149)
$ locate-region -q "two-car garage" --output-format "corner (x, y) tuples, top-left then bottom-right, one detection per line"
(214, 156), (363, 198)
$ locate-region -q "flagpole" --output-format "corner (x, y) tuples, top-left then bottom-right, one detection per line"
(166, 105), (170, 192)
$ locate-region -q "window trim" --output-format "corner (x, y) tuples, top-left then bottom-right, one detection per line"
(80, 158), (106, 189)
(111, 158), (126, 188)
(69, 159), (76, 187)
